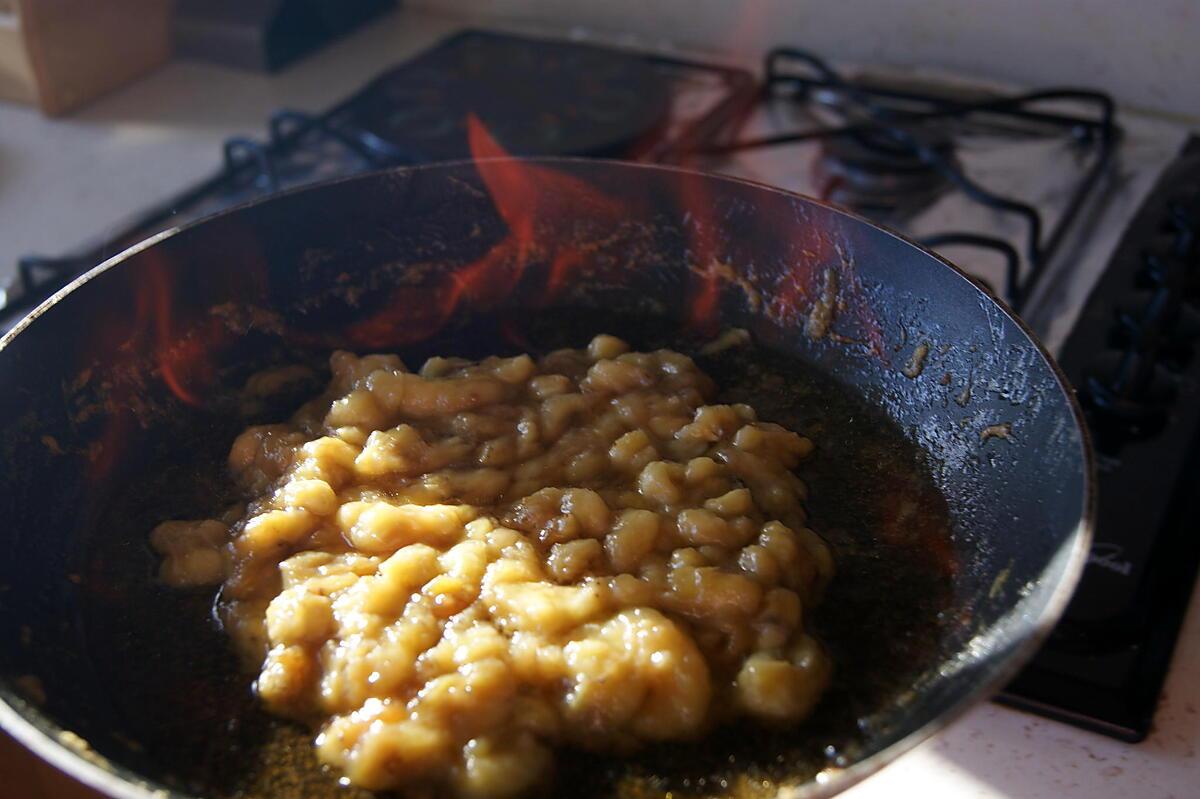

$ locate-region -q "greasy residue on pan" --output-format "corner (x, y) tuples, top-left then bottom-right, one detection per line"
(78, 309), (955, 799)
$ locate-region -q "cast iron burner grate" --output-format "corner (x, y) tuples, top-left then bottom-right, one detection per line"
(700, 47), (1118, 312)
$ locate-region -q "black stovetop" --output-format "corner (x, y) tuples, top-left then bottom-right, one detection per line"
(999, 140), (1200, 740)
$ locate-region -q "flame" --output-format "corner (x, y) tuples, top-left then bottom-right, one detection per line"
(467, 117), (538, 269)
(465, 112), (626, 303)
(678, 170), (725, 334)
(768, 239), (826, 326)
(837, 255), (887, 359)
(545, 248), (585, 302)
(346, 114), (625, 349)
(76, 258), (213, 486)
(344, 115), (796, 349)
(759, 219), (886, 360)
(144, 263), (213, 406)
(83, 254), (237, 417)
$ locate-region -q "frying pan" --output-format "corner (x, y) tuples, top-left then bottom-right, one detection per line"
(0, 159), (1093, 798)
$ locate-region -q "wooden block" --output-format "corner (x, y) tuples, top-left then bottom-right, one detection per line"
(0, 0), (170, 115)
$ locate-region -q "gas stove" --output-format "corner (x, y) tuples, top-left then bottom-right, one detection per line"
(4, 27), (1198, 743)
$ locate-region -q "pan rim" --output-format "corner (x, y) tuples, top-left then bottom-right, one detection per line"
(0, 157), (1097, 799)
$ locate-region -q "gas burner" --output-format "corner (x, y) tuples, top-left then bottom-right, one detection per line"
(331, 31), (673, 161)
(713, 47), (1119, 312)
(813, 124), (958, 215)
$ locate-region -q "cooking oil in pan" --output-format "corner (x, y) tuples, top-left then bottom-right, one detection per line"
(80, 311), (954, 799)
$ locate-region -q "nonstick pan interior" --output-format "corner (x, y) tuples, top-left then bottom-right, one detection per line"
(0, 160), (1092, 798)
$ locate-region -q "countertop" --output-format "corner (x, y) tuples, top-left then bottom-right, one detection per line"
(1, 7), (1198, 798)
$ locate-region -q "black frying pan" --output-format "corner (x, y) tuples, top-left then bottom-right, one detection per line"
(0, 159), (1093, 798)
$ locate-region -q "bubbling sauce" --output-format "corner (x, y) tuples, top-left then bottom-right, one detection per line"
(149, 335), (834, 796)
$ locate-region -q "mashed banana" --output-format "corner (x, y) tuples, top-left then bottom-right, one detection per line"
(151, 335), (833, 797)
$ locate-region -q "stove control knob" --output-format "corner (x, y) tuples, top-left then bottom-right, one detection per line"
(1084, 348), (1176, 422)
(1186, 250), (1200, 302)
(1117, 285), (1176, 331)
(1113, 288), (1199, 372)
(1139, 236), (1188, 287)
(1167, 192), (1200, 253)
(1175, 302), (1200, 344)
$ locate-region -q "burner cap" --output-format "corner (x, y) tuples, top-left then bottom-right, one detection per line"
(339, 31), (672, 162)
(814, 125), (958, 215)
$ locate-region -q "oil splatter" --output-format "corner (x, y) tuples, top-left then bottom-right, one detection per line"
(955, 371), (974, 407)
(805, 267), (838, 340)
(902, 342), (930, 379)
(988, 566), (1011, 599)
(980, 423), (1013, 443)
(700, 327), (752, 356)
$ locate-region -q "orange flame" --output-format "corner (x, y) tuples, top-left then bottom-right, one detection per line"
(764, 229), (887, 360)
(78, 256), (228, 486)
(677, 170), (724, 333)
(344, 115), (796, 349)
(83, 252), (240, 415)
(545, 247), (585, 302)
(143, 263), (214, 406)
(346, 114), (625, 349)
(769, 238), (828, 325)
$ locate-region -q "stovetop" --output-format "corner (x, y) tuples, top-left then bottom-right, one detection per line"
(689, 51), (1191, 357)
(4, 27), (1199, 744)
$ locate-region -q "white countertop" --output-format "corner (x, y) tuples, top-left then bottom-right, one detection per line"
(842, 597), (1200, 799)
(1, 7), (1198, 798)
